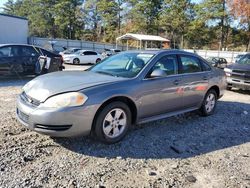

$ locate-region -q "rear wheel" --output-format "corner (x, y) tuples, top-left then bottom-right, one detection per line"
(93, 102), (131, 144)
(96, 58), (101, 64)
(73, 58), (80, 64)
(199, 89), (217, 116)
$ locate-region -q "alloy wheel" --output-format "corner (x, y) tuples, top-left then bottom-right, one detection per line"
(102, 108), (127, 138)
(205, 93), (216, 113)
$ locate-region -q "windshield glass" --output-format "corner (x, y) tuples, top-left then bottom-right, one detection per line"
(89, 52), (154, 78)
(238, 55), (250, 65)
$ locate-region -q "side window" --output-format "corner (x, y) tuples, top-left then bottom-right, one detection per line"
(180, 55), (202, 73)
(201, 60), (212, 71)
(9, 46), (22, 57)
(41, 49), (52, 57)
(84, 51), (96, 55)
(21, 46), (39, 57)
(0, 46), (11, 57)
(150, 55), (178, 76)
(87, 51), (97, 55)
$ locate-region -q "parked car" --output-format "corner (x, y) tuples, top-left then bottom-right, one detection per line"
(102, 48), (121, 58)
(224, 53), (250, 90)
(0, 44), (64, 76)
(16, 50), (226, 143)
(59, 48), (81, 56)
(63, 50), (102, 64)
(234, 54), (244, 63)
(207, 57), (228, 69)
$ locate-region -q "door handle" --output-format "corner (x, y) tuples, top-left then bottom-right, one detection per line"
(173, 79), (180, 85)
(203, 76), (208, 80)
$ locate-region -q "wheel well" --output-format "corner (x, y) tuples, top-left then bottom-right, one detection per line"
(92, 96), (137, 130)
(209, 85), (220, 98)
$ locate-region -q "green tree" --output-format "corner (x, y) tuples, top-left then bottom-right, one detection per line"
(160, 0), (193, 48)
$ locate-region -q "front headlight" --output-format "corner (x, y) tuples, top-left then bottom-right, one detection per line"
(224, 68), (232, 73)
(41, 92), (88, 108)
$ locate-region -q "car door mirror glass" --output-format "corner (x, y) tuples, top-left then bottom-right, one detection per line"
(150, 69), (167, 78)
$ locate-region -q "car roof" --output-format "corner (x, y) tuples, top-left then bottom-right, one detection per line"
(78, 50), (97, 52)
(123, 49), (200, 57)
(0, 43), (45, 49)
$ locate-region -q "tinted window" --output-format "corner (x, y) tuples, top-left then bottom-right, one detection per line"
(151, 55), (178, 76)
(0, 46), (11, 57)
(21, 46), (39, 56)
(201, 60), (211, 71)
(84, 51), (97, 55)
(40, 49), (54, 57)
(180, 55), (202, 73)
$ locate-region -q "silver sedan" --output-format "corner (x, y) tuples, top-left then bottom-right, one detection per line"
(16, 50), (226, 143)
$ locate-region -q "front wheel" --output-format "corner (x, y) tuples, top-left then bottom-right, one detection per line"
(93, 102), (131, 144)
(73, 58), (80, 64)
(199, 89), (217, 116)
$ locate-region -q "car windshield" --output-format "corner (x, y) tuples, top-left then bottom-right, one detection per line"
(89, 52), (154, 78)
(237, 55), (250, 65)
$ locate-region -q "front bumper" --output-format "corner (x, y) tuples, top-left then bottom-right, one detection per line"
(63, 59), (73, 64)
(226, 77), (250, 90)
(16, 95), (98, 137)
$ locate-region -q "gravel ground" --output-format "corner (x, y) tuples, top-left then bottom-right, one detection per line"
(0, 66), (250, 188)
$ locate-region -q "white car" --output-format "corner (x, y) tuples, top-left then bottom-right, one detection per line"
(63, 50), (102, 64)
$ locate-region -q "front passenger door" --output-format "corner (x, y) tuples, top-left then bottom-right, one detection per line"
(139, 55), (184, 119)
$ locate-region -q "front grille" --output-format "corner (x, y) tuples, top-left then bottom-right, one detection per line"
(233, 70), (250, 74)
(20, 92), (40, 107)
(35, 124), (72, 131)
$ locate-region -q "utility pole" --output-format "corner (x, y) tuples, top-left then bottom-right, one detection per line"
(220, 0), (226, 51)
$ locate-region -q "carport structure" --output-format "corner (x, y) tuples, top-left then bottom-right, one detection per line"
(116, 33), (170, 50)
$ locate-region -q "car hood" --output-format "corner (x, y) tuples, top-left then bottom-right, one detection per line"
(227, 63), (250, 71)
(23, 71), (126, 102)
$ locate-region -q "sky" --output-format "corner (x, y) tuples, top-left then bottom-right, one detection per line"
(0, 0), (8, 9)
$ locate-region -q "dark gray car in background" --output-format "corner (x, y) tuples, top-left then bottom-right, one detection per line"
(224, 53), (250, 90)
(16, 50), (226, 143)
(0, 44), (63, 76)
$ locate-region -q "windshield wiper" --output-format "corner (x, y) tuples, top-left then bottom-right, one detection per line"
(95, 71), (117, 77)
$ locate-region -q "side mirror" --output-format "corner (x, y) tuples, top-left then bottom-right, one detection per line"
(150, 69), (167, 78)
(81, 53), (85, 56)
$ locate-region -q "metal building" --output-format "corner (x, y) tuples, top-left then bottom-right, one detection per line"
(0, 13), (28, 44)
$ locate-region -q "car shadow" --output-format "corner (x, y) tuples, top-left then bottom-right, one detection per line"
(0, 76), (34, 87)
(229, 88), (250, 95)
(53, 100), (250, 159)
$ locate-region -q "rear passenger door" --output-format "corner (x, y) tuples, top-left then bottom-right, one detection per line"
(0, 46), (13, 75)
(178, 55), (210, 109)
(20, 46), (40, 73)
(85, 51), (97, 64)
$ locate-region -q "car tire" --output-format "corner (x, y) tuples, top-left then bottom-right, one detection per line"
(96, 58), (101, 64)
(93, 101), (131, 144)
(73, 58), (80, 64)
(199, 89), (217, 116)
(226, 86), (232, 90)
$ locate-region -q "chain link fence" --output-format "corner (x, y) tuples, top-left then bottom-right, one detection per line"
(184, 49), (248, 63)
(28, 37), (136, 53)
(29, 37), (247, 63)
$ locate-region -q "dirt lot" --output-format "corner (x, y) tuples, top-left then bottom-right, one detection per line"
(0, 65), (250, 188)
